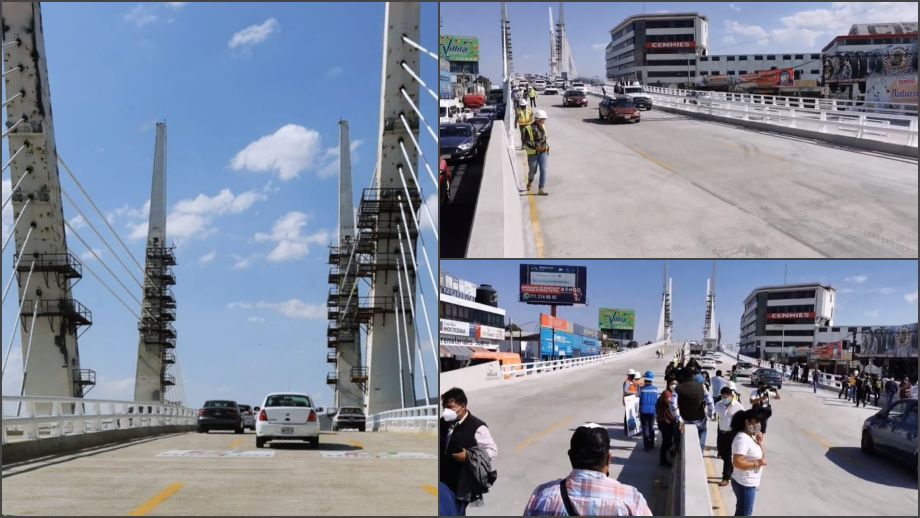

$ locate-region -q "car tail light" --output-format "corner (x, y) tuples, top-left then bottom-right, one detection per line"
(308, 410), (317, 422)
(258, 409), (267, 421)
(198, 409), (205, 416)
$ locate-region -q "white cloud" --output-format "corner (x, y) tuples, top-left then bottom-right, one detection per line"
(728, 3), (742, 12)
(125, 4), (158, 27)
(247, 316), (267, 323)
(230, 124), (324, 181)
(317, 139), (364, 179)
(254, 211), (329, 262)
(228, 299), (326, 320)
(69, 214), (87, 230)
(326, 66), (344, 79)
(723, 20), (770, 45)
(865, 309), (880, 318)
(872, 287), (897, 295)
(838, 287), (855, 294)
(80, 248), (104, 262)
(845, 275), (868, 284)
(722, 35), (737, 45)
(906, 291), (919, 304)
(228, 18), (280, 49)
(198, 250), (217, 265)
(231, 254), (255, 270)
(165, 2), (187, 8)
(419, 194), (438, 233)
(2, 180), (13, 244)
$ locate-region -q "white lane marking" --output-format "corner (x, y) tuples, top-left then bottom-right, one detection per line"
(157, 450), (275, 458)
(320, 451), (436, 459)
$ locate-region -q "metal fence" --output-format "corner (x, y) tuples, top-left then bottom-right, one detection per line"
(2, 395), (195, 444)
(367, 404), (437, 433)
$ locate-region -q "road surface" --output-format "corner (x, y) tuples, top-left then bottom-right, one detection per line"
(1, 429), (436, 515)
(518, 98), (918, 258)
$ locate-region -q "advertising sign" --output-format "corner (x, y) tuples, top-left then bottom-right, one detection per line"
(520, 264), (587, 305)
(739, 68), (794, 88)
(540, 313), (574, 333)
(540, 327), (573, 357)
(440, 273), (477, 301)
(573, 323), (600, 340)
(767, 312), (816, 320)
(645, 41), (696, 49)
(856, 324), (918, 358)
(599, 308), (636, 330)
(811, 340), (852, 361)
(440, 319), (472, 337)
(623, 395), (641, 437)
(477, 325), (505, 341)
(823, 44), (917, 84)
(440, 35), (480, 62)
(867, 75), (919, 106)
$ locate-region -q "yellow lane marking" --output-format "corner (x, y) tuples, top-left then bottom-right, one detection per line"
(805, 430), (832, 450)
(521, 153), (546, 257)
(227, 438), (244, 449)
(128, 482), (184, 516)
(349, 440), (364, 450)
(422, 484), (438, 497)
(703, 453), (727, 516)
(516, 415), (574, 453)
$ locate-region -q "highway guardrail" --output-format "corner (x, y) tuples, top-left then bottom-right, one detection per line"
(367, 404), (436, 433)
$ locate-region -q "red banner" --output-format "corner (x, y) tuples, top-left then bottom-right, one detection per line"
(739, 68), (794, 87)
(645, 41), (696, 49)
(767, 311), (816, 320)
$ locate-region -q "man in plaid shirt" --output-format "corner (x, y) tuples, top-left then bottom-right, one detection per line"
(523, 424), (652, 516)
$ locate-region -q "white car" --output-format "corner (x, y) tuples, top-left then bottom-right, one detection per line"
(239, 404), (256, 430)
(571, 82), (587, 93)
(699, 358), (716, 370)
(255, 392), (322, 449)
(543, 86), (559, 95)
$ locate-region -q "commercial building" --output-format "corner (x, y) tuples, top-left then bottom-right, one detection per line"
(697, 53), (823, 93)
(812, 323), (918, 379)
(606, 12), (710, 86)
(439, 273), (507, 370)
(739, 283), (836, 360)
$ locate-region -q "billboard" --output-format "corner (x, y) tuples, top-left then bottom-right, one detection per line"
(539, 328), (600, 357)
(812, 340), (852, 361)
(867, 75), (918, 105)
(739, 68), (794, 88)
(856, 324), (918, 358)
(440, 35), (480, 62)
(599, 308), (635, 330)
(520, 264), (587, 305)
(823, 44), (918, 84)
(440, 273), (477, 301)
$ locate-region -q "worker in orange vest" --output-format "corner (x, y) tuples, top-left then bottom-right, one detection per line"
(623, 369), (641, 401)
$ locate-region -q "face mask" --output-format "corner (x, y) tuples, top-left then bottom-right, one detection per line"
(722, 397), (731, 403)
(442, 408), (458, 422)
(746, 423), (762, 435)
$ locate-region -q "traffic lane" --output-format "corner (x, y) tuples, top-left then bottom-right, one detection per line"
(527, 103), (822, 258)
(440, 145), (487, 259)
(709, 356), (917, 516)
(540, 101), (918, 257)
(463, 344), (680, 516)
(1, 429), (436, 515)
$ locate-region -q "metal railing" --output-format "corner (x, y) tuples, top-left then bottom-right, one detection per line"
(367, 404), (436, 433)
(2, 396), (195, 444)
(500, 341), (669, 378)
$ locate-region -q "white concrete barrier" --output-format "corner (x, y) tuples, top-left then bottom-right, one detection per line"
(440, 360), (506, 394)
(467, 120), (525, 258)
(678, 424), (714, 516)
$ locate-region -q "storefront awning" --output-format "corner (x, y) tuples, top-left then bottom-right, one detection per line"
(440, 344), (478, 360)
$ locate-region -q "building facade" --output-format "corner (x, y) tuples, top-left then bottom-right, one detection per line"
(439, 273), (507, 369)
(697, 53), (823, 85)
(739, 283), (836, 360)
(606, 12), (710, 86)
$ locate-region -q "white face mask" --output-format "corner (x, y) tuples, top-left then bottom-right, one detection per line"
(442, 408), (458, 422)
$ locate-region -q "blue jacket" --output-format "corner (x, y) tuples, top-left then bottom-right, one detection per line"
(639, 384), (659, 415)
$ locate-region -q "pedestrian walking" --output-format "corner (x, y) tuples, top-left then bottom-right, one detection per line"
(802, 364), (810, 384)
(655, 382), (678, 467)
(440, 388), (498, 515)
(730, 365), (739, 384)
(711, 370), (727, 399)
(522, 424), (653, 516)
(872, 375), (882, 406)
(638, 371), (659, 451)
(715, 384), (745, 487)
(848, 372), (858, 402)
(528, 85), (537, 107)
(730, 409), (768, 516)
(885, 377), (898, 406)
(703, 371), (712, 394)
(812, 368), (820, 393)
(523, 110), (550, 196)
(791, 364), (799, 382)
(749, 382), (779, 435)
(899, 377), (913, 400)
(838, 373), (850, 399)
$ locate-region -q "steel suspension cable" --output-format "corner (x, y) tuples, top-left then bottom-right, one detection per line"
(396, 254), (430, 407)
(396, 226), (439, 372)
(399, 88), (438, 144)
(64, 220), (142, 307)
(392, 288), (407, 408)
(398, 200), (437, 300)
(77, 255), (141, 321)
(1, 197), (30, 254)
(398, 114), (438, 192)
(397, 142), (438, 240)
(1, 228), (33, 305)
(19, 300), (39, 399)
(2, 260), (34, 376)
(1, 143), (27, 177)
(401, 35), (438, 61)
(400, 61), (438, 102)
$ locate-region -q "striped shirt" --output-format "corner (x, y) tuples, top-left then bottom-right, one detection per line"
(523, 469), (653, 516)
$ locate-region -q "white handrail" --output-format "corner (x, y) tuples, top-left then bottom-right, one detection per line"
(500, 341), (669, 378)
(2, 395), (195, 444)
(367, 404), (436, 432)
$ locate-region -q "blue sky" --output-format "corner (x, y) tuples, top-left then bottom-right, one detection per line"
(440, 2), (920, 82)
(2, 2), (439, 409)
(440, 260), (919, 345)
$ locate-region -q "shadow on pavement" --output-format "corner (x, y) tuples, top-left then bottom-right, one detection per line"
(269, 441), (362, 451)
(825, 447), (918, 489)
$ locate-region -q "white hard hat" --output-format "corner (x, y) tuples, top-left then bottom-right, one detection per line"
(627, 368), (637, 376)
(534, 109), (548, 119)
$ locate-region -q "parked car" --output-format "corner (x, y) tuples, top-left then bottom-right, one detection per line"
(439, 123), (480, 163)
(735, 361), (756, 377)
(439, 158), (451, 205)
(255, 392), (322, 449)
(598, 97), (641, 124)
(861, 398), (917, 472)
(332, 406), (367, 432)
(197, 400), (243, 434)
(751, 368), (784, 389)
(562, 89), (588, 107)
(238, 404), (255, 431)
(466, 116), (493, 137)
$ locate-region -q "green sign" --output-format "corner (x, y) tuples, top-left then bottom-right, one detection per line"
(440, 35), (480, 62)
(599, 308), (635, 330)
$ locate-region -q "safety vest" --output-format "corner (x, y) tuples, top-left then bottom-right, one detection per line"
(529, 88), (536, 99)
(624, 379), (639, 397)
(523, 124), (548, 156)
(639, 384), (659, 415)
(517, 107), (534, 126)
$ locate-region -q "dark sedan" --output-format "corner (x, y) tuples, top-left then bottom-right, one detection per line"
(598, 97), (640, 124)
(439, 123), (480, 163)
(562, 90), (588, 107)
(862, 398), (917, 471)
(466, 116), (493, 137)
(476, 106), (498, 120)
(197, 400), (243, 433)
(751, 368), (784, 390)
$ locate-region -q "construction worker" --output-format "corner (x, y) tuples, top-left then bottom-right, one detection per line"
(528, 85), (537, 107)
(523, 109), (549, 196)
(623, 369), (640, 400)
(638, 371), (659, 451)
(515, 98), (534, 148)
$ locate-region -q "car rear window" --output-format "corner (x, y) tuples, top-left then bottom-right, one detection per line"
(612, 99), (636, 108)
(339, 407), (364, 415)
(238, 405), (251, 412)
(440, 126), (472, 137)
(265, 394), (313, 408)
(204, 400), (236, 408)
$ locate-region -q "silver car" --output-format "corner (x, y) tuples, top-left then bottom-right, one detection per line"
(861, 398), (918, 470)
